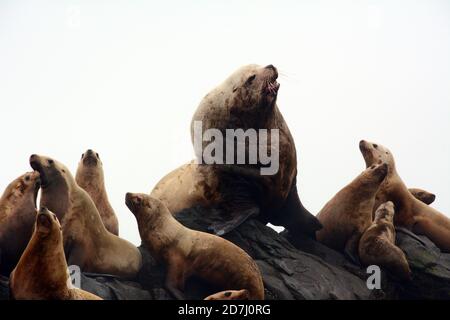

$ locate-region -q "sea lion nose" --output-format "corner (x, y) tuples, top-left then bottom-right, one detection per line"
(86, 149), (94, 155)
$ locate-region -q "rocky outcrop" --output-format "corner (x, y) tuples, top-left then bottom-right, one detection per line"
(1, 206), (450, 300)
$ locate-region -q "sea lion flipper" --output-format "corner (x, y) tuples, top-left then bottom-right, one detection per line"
(165, 257), (187, 300)
(209, 207), (259, 236)
(344, 233), (362, 266)
(280, 183), (322, 239)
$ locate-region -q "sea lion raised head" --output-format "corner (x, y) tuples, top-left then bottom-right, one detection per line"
(76, 149), (119, 235)
(359, 201), (412, 281)
(374, 201), (395, 222)
(10, 207), (102, 300)
(408, 188), (436, 205)
(126, 193), (265, 300)
(192, 64), (280, 132)
(359, 140), (396, 171)
(0, 171), (40, 275)
(204, 289), (250, 300)
(29, 154), (72, 221)
(30, 154), (142, 278)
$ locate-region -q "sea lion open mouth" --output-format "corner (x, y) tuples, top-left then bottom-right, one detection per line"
(264, 76), (280, 96)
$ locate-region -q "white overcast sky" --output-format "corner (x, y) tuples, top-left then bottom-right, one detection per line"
(1, 0), (449, 245)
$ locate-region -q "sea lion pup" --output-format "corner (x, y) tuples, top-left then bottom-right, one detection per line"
(0, 172), (40, 275)
(153, 64), (321, 237)
(204, 289), (250, 301)
(126, 193), (265, 300)
(359, 140), (450, 252)
(408, 188), (436, 205)
(10, 207), (102, 300)
(358, 202), (412, 281)
(76, 149), (119, 235)
(29, 154), (142, 278)
(316, 163), (388, 261)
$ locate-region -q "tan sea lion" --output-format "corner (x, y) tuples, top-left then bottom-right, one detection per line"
(316, 163), (388, 261)
(10, 207), (102, 300)
(152, 64), (321, 237)
(204, 289), (250, 300)
(0, 172), (40, 275)
(358, 201), (412, 281)
(359, 140), (450, 252)
(76, 149), (119, 235)
(29, 154), (142, 278)
(126, 193), (265, 300)
(408, 188), (435, 205)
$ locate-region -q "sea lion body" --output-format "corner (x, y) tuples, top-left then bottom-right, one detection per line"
(359, 140), (450, 252)
(204, 289), (250, 300)
(76, 149), (119, 235)
(126, 193), (264, 300)
(0, 172), (40, 275)
(152, 64), (321, 237)
(316, 163), (388, 259)
(10, 207), (102, 300)
(358, 201), (411, 281)
(30, 154), (142, 278)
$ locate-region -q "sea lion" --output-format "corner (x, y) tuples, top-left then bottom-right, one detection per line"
(0, 172), (40, 275)
(359, 140), (450, 252)
(76, 149), (119, 235)
(408, 188), (435, 205)
(152, 64), (321, 237)
(10, 207), (102, 300)
(126, 193), (265, 300)
(358, 201), (412, 281)
(29, 154), (142, 278)
(204, 289), (250, 300)
(316, 163), (388, 261)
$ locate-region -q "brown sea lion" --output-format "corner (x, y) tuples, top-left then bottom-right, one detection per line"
(152, 64), (321, 237)
(76, 149), (119, 235)
(204, 289), (250, 300)
(359, 140), (450, 252)
(358, 201), (412, 281)
(316, 163), (388, 261)
(408, 188), (435, 205)
(10, 207), (102, 300)
(29, 154), (142, 278)
(0, 172), (40, 275)
(126, 193), (265, 300)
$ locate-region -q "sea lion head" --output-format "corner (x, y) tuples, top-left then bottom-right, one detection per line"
(409, 188), (436, 205)
(204, 289), (250, 300)
(29, 154), (73, 220)
(0, 171), (40, 213)
(359, 162), (388, 188)
(35, 207), (62, 239)
(126, 193), (170, 228)
(76, 149), (104, 183)
(374, 201), (395, 223)
(196, 64), (280, 128)
(359, 140), (395, 169)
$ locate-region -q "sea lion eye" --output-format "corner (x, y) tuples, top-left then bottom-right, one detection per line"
(48, 159), (54, 165)
(81, 153), (84, 159)
(246, 74), (256, 85)
(224, 291), (232, 297)
(96, 153), (99, 158)
(373, 144), (378, 149)
(25, 176), (30, 181)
